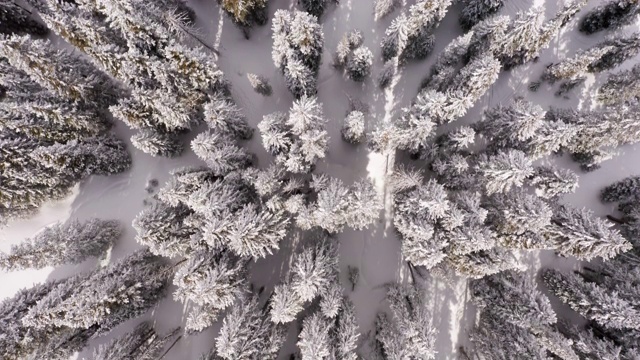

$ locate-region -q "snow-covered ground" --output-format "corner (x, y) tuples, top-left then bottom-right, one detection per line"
(1, 0), (639, 358)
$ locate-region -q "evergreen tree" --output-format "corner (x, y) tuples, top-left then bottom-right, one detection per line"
(24, 249), (170, 334)
(346, 47), (373, 82)
(0, 279), (97, 360)
(93, 322), (180, 360)
(299, 0), (328, 18)
(342, 111), (365, 144)
(598, 63), (640, 105)
(0, 0), (48, 35)
(421, 31), (474, 91)
(543, 269), (640, 330)
(216, 295), (286, 359)
(272, 10), (324, 98)
(0, 218), (120, 271)
(174, 251), (247, 330)
(334, 29), (363, 68)
(378, 60), (395, 89)
(131, 129), (184, 157)
(548, 205), (632, 261)
(374, 0), (399, 21)
(579, 0), (640, 34)
(192, 132), (252, 176)
(470, 270), (556, 328)
(470, 313), (549, 360)
(133, 202), (199, 258)
(247, 73), (272, 96)
(204, 96), (254, 140)
(529, 165), (579, 200)
(459, 0), (505, 31)
(218, 0), (268, 33)
(601, 176), (640, 203)
(0, 34), (119, 106)
(375, 284), (437, 359)
(298, 312), (333, 359)
(475, 149), (534, 195)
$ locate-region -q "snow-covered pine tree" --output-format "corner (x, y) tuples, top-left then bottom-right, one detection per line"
(131, 130), (184, 157)
(598, 63), (640, 105)
(0, 218), (119, 271)
(470, 270), (557, 328)
(270, 237), (338, 323)
(346, 47), (373, 82)
(435, 248), (521, 279)
(442, 191), (495, 255)
(204, 96), (253, 140)
(342, 111), (365, 144)
(420, 31), (473, 91)
(374, 0), (400, 21)
(0, 34), (120, 106)
(247, 73), (272, 96)
(494, 6), (544, 67)
(475, 149), (534, 195)
(298, 312), (333, 359)
(587, 32), (640, 73)
(548, 205), (632, 261)
(486, 188), (553, 250)
(579, 0), (640, 34)
(0, 279), (97, 360)
(174, 251), (248, 330)
(601, 175), (640, 203)
(218, 0), (268, 34)
(216, 294), (286, 359)
(334, 29), (363, 68)
(0, 0), (48, 35)
(375, 284), (437, 359)
(192, 132), (252, 176)
(543, 268), (640, 330)
(93, 322), (180, 360)
(469, 312), (549, 360)
(299, 0), (329, 18)
(377, 60), (395, 89)
(25, 249), (170, 334)
(459, 0), (505, 31)
(529, 164), (579, 199)
(133, 202), (200, 258)
(474, 98), (545, 152)
(272, 10), (324, 98)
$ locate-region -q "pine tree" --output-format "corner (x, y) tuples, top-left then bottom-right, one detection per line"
(93, 322), (180, 360)
(0, 34), (119, 106)
(0, 0), (48, 35)
(346, 47), (373, 82)
(224, 203), (289, 259)
(299, 0), (328, 18)
(173, 251), (248, 321)
(459, 0), (505, 31)
(133, 202), (199, 258)
(375, 284), (437, 359)
(486, 188), (553, 249)
(270, 283), (304, 324)
(216, 295), (286, 359)
(334, 29), (364, 68)
(298, 312), (333, 359)
(24, 249), (170, 334)
(579, 0), (640, 34)
(218, 0), (268, 32)
(272, 10), (324, 98)
(131, 129), (183, 157)
(601, 176), (640, 203)
(437, 248), (520, 279)
(378, 60), (395, 89)
(374, 0), (399, 21)
(475, 98), (546, 151)
(0, 218), (119, 271)
(548, 205), (632, 261)
(598, 63), (640, 105)
(475, 149), (534, 195)
(0, 279), (97, 360)
(204, 96), (254, 140)
(543, 269), (640, 330)
(470, 313), (549, 360)
(529, 165), (579, 200)
(421, 31), (473, 91)
(470, 270), (557, 328)
(443, 191), (495, 255)
(191, 132), (252, 176)
(342, 111), (365, 144)
(247, 73), (272, 96)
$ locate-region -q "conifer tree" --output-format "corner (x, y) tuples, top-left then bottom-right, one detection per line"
(192, 132), (253, 176)
(543, 269), (640, 330)
(299, 0), (328, 18)
(247, 73), (272, 96)
(342, 111), (365, 144)
(598, 63), (640, 105)
(470, 270), (557, 328)
(24, 249), (170, 334)
(459, 0), (505, 31)
(174, 251), (247, 313)
(475, 149), (534, 195)
(374, 0), (399, 21)
(421, 31), (473, 91)
(529, 164), (579, 200)
(216, 295), (286, 359)
(272, 10), (324, 98)
(0, 218), (120, 271)
(375, 284), (437, 359)
(218, 0), (268, 34)
(204, 96), (254, 140)
(133, 202), (199, 258)
(346, 47), (373, 82)
(470, 313), (549, 360)
(579, 0), (640, 34)
(601, 175), (640, 203)
(0, 0), (48, 35)
(131, 130), (184, 158)
(548, 205), (632, 261)
(93, 322), (180, 360)
(298, 312), (333, 359)
(334, 29), (363, 68)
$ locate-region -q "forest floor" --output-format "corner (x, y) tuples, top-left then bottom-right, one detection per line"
(1, 0), (639, 359)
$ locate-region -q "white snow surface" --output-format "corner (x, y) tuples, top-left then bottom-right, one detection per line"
(1, 0), (639, 359)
